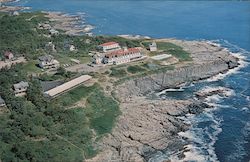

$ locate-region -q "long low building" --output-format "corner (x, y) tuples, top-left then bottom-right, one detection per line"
(44, 75), (92, 98)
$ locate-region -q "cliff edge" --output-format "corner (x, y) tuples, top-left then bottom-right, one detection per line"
(87, 39), (239, 162)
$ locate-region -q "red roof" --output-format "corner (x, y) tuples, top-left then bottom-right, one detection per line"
(99, 42), (119, 47)
(105, 48), (140, 58)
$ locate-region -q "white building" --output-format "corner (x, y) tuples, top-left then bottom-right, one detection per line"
(46, 42), (56, 52)
(98, 42), (121, 52)
(149, 41), (157, 52)
(49, 29), (59, 35)
(104, 47), (143, 65)
(13, 81), (29, 97)
(38, 55), (60, 69)
(0, 96), (6, 107)
(92, 54), (104, 64)
(69, 45), (76, 52)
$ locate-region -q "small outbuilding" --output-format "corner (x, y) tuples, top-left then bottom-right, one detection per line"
(98, 42), (121, 52)
(0, 96), (6, 107)
(149, 41), (157, 52)
(4, 51), (14, 60)
(49, 29), (59, 35)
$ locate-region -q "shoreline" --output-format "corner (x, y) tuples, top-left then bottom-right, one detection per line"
(1, 4), (249, 161)
(88, 40), (244, 162)
(0, 2), (95, 35)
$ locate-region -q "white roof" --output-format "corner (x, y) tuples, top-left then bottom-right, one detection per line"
(151, 54), (172, 60)
(44, 75), (92, 97)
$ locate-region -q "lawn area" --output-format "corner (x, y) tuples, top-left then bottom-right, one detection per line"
(22, 60), (42, 73)
(127, 65), (147, 74)
(142, 41), (192, 61)
(54, 83), (120, 144)
(84, 87), (120, 136)
(157, 42), (192, 61)
(109, 67), (128, 78)
(54, 83), (99, 107)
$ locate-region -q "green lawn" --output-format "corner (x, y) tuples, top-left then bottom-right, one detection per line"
(109, 67), (128, 78)
(143, 41), (192, 61)
(22, 60), (42, 73)
(127, 65), (147, 74)
(157, 42), (192, 61)
(55, 84), (99, 107)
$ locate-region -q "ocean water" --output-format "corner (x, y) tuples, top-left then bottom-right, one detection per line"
(7, 1), (250, 161)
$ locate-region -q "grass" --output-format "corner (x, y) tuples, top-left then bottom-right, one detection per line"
(127, 65), (147, 74)
(22, 60), (42, 73)
(84, 88), (120, 136)
(54, 83), (120, 137)
(157, 42), (192, 61)
(109, 67), (127, 78)
(55, 84), (99, 107)
(142, 41), (192, 61)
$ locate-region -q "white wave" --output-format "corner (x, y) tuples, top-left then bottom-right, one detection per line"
(175, 113), (223, 162)
(206, 39), (249, 82)
(156, 88), (184, 96)
(206, 54), (248, 82)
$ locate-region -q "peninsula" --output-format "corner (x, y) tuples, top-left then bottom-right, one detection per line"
(0, 11), (240, 162)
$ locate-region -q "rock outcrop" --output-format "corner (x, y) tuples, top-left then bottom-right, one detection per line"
(88, 40), (239, 162)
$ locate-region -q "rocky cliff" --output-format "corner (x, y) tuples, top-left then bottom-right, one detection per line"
(116, 40), (239, 100)
(87, 40), (239, 162)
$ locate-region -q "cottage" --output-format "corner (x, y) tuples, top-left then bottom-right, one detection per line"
(45, 42), (56, 52)
(13, 81), (29, 97)
(0, 96), (6, 107)
(38, 23), (51, 30)
(4, 51), (14, 60)
(103, 47), (143, 65)
(49, 29), (59, 35)
(69, 45), (76, 52)
(98, 42), (121, 52)
(149, 41), (157, 52)
(38, 55), (60, 69)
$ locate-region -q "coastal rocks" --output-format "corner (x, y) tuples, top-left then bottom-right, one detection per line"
(195, 86), (235, 101)
(44, 12), (94, 35)
(93, 40), (239, 162)
(115, 41), (239, 100)
(93, 97), (210, 162)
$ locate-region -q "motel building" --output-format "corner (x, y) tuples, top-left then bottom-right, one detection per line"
(98, 42), (121, 52)
(103, 47), (143, 65)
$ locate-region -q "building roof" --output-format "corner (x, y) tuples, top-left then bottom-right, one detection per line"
(38, 55), (54, 62)
(150, 42), (157, 47)
(13, 81), (29, 90)
(4, 51), (13, 57)
(105, 48), (141, 58)
(44, 75), (92, 98)
(41, 80), (65, 92)
(99, 42), (119, 47)
(0, 96), (5, 105)
(49, 29), (59, 34)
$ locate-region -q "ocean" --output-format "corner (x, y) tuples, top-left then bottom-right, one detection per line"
(7, 1), (250, 161)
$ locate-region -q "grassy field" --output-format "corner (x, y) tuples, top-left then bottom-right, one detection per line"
(142, 41), (192, 61)
(22, 60), (42, 73)
(54, 84), (99, 107)
(109, 67), (127, 78)
(127, 65), (147, 74)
